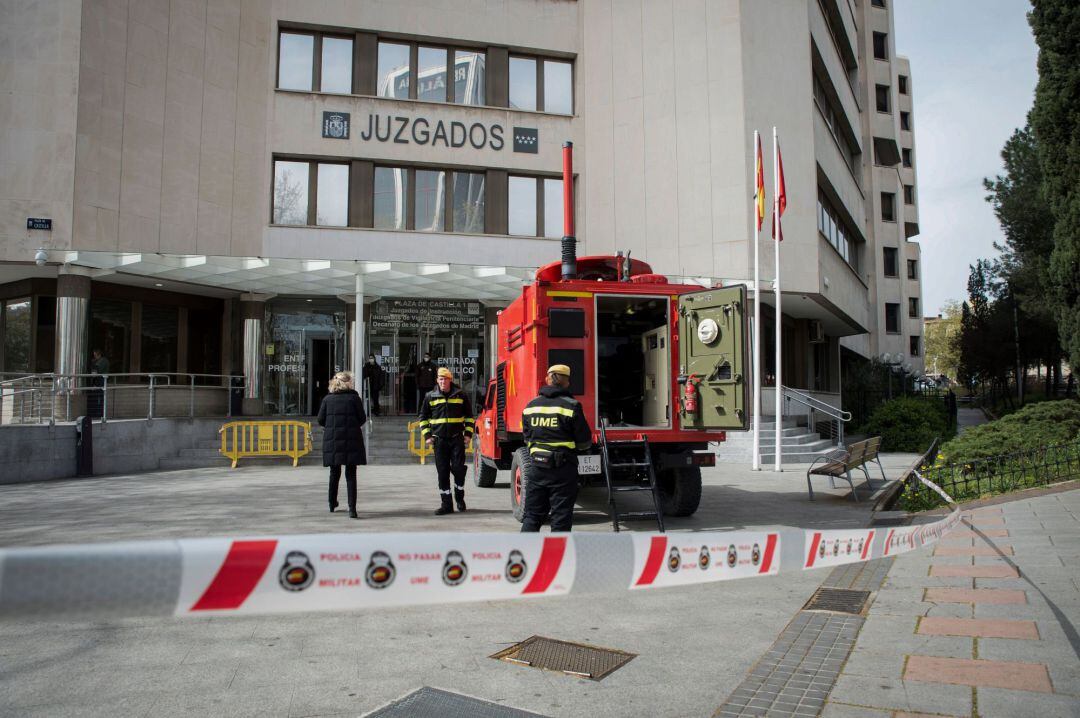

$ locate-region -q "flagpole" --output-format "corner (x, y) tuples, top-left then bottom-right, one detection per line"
(752, 130), (762, 471)
(773, 126), (782, 472)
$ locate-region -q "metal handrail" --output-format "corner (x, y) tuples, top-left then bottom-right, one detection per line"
(0, 372), (245, 426)
(781, 386), (852, 422)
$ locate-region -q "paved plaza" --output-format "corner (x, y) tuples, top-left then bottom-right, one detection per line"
(0, 456), (1077, 717)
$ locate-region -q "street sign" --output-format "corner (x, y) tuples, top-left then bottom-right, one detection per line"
(26, 218), (52, 230)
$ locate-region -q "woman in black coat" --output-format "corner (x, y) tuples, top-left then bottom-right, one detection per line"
(317, 371), (367, 518)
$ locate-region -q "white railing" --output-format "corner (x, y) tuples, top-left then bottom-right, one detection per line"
(781, 386), (851, 447)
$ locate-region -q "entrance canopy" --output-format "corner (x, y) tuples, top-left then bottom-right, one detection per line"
(55, 251), (537, 301)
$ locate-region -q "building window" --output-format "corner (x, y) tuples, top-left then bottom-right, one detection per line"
(909, 297), (920, 318)
(883, 247), (898, 277)
(904, 184), (915, 205)
(873, 32), (888, 60)
(910, 335), (920, 356)
(510, 56), (573, 114)
(900, 111), (911, 131)
(907, 259), (918, 279)
(886, 303), (900, 334)
(902, 148), (913, 167)
(452, 172), (486, 233)
(272, 160), (349, 227)
(377, 41), (411, 99)
(509, 175), (564, 237)
(277, 31), (353, 94)
(414, 169), (446, 231)
(454, 50), (486, 106)
(898, 75), (908, 95)
(374, 166), (409, 230)
(872, 0), (886, 7)
(2, 298), (31, 372)
(273, 160), (310, 225)
(817, 192), (860, 271)
(141, 304), (178, 374)
(187, 307), (222, 378)
(875, 84), (890, 113)
(881, 192), (896, 222)
(813, 74), (859, 174)
(89, 299), (132, 375)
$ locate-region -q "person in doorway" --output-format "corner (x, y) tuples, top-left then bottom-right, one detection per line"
(415, 352), (436, 409)
(87, 348), (109, 418)
(317, 371), (367, 519)
(362, 354), (384, 416)
(520, 364), (593, 532)
(418, 367), (474, 515)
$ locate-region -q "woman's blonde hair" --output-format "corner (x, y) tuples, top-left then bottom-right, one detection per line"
(328, 370), (354, 393)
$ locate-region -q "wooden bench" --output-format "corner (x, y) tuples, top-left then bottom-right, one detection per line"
(806, 436), (887, 501)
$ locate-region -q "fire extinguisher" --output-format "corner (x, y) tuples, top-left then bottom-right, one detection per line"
(682, 373), (701, 415)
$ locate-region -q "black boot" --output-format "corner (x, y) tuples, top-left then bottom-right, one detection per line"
(454, 489), (466, 512)
(435, 495), (454, 515)
(349, 509), (358, 519)
(329, 502), (337, 513)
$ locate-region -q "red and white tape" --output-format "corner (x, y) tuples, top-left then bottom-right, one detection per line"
(0, 472), (957, 621)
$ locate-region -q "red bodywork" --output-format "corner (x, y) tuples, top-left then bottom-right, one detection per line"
(477, 254), (727, 465)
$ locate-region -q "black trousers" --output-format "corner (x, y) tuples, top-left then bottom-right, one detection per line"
(328, 464), (357, 511)
(433, 435), (467, 504)
(521, 460), (579, 532)
(369, 388), (380, 415)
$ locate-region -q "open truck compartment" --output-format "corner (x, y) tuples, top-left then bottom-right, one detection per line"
(596, 295), (670, 429)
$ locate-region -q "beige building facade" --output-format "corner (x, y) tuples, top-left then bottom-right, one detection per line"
(1, 0), (923, 418)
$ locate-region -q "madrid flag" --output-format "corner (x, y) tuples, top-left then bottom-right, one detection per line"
(772, 142), (787, 241)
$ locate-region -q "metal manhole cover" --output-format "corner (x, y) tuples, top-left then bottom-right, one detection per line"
(803, 587), (872, 614)
(491, 635), (636, 680)
(364, 686), (547, 718)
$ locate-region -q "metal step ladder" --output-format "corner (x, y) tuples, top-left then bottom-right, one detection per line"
(598, 418), (665, 533)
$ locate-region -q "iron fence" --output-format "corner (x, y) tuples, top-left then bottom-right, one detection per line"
(907, 441), (1080, 508)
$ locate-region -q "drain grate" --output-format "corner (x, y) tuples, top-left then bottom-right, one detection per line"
(364, 686), (547, 718)
(491, 635), (636, 680)
(802, 587), (872, 614)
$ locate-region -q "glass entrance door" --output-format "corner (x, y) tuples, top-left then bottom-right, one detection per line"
(264, 300), (346, 416)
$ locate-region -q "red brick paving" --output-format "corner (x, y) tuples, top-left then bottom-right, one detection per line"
(965, 516), (1006, 527)
(930, 564), (1019, 578)
(924, 587), (1027, 604)
(904, 655), (1052, 692)
(917, 616), (1039, 639)
(933, 545), (1014, 557)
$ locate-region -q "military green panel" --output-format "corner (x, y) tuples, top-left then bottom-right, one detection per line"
(677, 286), (749, 430)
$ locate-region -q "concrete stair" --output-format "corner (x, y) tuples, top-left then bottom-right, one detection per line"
(716, 418), (841, 465)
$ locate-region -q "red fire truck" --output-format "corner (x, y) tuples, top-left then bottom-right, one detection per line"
(472, 144), (749, 526)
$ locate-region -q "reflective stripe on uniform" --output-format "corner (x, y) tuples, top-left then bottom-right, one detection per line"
(523, 405), (576, 418)
(429, 398), (465, 406)
(428, 417), (467, 425)
(528, 440), (576, 452)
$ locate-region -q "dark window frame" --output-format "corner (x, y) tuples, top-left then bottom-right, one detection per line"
(875, 84), (891, 113)
(900, 111), (911, 131)
(817, 191), (861, 273)
(883, 247), (899, 277)
(881, 191), (896, 222)
(508, 174), (567, 238)
(371, 164), (489, 233)
(907, 259), (918, 279)
(904, 184), (915, 205)
(277, 29), (356, 94)
(873, 32), (888, 61)
(909, 297), (920, 318)
(898, 75), (909, 95)
(909, 335), (921, 356)
(872, 0), (886, 7)
(902, 147), (913, 168)
(509, 54), (574, 115)
(271, 158), (351, 227)
(885, 303), (901, 334)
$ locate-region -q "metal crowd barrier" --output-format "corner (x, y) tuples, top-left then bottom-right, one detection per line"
(219, 420), (312, 468)
(406, 420), (474, 465)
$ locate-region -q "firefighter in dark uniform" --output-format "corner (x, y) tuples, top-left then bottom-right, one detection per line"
(521, 364), (593, 532)
(419, 367), (475, 515)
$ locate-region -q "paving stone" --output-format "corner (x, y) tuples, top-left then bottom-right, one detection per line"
(976, 686), (1080, 718)
(931, 564), (1018, 578)
(904, 655), (1052, 693)
(819, 703), (891, 718)
(947, 529), (1010, 538)
(827, 674), (973, 715)
(924, 587), (1027, 604)
(934, 545), (1014, 557)
(917, 616), (1039, 639)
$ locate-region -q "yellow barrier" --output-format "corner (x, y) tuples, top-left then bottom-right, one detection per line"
(219, 420), (312, 468)
(407, 420), (474, 465)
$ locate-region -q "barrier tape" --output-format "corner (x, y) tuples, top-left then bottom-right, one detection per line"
(0, 472), (959, 622)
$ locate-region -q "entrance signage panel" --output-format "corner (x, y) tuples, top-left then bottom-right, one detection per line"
(370, 299), (484, 331)
(358, 114), (507, 151)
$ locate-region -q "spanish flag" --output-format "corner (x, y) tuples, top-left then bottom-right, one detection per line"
(772, 141), (787, 241)
(755, 134), (766, 231)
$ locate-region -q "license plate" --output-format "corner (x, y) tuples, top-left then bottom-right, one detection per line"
(577, 455), (602, 474)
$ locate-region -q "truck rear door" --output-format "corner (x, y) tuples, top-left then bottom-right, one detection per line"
(676, 285), (749, 430)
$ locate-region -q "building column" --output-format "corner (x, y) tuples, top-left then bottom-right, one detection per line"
(240, 297), (267, 415)
(55, 271), (90, 380)
(352, 275), (365, 389)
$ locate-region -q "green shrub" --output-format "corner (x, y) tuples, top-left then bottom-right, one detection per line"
(859, 396), (950, 452)
(939, 399), (1080, 463)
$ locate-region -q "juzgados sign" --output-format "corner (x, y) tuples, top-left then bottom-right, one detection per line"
(358, 114), (505, 151)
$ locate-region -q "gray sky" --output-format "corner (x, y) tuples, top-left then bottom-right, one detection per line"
(893, 0), (1038, 315)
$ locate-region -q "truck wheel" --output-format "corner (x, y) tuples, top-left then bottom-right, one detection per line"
(658, 466), (702, 517)
(473, 436), (498, 488)
(509, 447), (533, 523)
